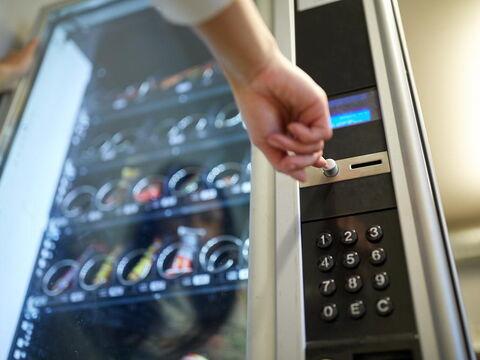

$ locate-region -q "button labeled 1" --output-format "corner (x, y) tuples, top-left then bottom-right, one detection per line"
(316, 232), (333, 249)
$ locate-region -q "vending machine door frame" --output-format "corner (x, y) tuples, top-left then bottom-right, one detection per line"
(1, 1), (253, 358)
(271, 0), (475, 359)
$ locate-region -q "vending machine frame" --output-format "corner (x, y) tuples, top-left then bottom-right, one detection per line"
(0, 0), (252, 359)
(262, 1), (475, 359)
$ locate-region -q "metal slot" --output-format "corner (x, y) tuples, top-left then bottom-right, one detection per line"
(300, 151), (391, 188)
(350, 159), (383, 170)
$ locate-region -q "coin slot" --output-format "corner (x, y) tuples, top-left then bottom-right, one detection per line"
(350, 159), (382, 170)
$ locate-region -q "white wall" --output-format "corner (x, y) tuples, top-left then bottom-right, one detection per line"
(398, 0), (480, 351)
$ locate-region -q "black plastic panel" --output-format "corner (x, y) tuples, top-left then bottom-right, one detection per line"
(300, 174), (396, 222)
(301, 209), (418, 356)
(295, 0), (376, 96)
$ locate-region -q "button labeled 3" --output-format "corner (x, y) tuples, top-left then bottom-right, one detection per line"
(367, 225), (383, 242)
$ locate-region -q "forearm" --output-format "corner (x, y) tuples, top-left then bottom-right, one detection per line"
(0, 63), (16, 93)
(195, 0), (279, 85)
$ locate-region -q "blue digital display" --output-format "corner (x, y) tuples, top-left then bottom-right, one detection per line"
(328, 89), (380, 129)
(330, 109), (372, 128)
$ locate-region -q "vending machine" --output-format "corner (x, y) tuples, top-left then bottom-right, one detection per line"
(0, 0), (475, 360)
(254, 0), (476, 359)
(0, 1), (250, 359)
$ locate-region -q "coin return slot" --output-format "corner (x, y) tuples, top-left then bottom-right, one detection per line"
(350, 159), (382, 170)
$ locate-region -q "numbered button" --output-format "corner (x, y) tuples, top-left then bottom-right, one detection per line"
(366, 225), (383, 242)
(320, 279), (336, 296)
(372, 272), (390, 290)
(316, 232), (333, 249)
(342, 251), (360, 269)
(318, 255), (335, 272)
(321, 303), (338, 322)
(341, 229), (358, 245)
(370, 248), (387, 266)
(345, 275), (363, 293)
(376, 297), (394, 316)
(349, 300), (366, 319)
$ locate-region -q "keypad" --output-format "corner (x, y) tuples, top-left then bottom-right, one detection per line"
(302, 209), (416, 345)
(314, 222), (394, 323)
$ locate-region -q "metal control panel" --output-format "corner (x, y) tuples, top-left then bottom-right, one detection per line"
(282, 0), (475, 359)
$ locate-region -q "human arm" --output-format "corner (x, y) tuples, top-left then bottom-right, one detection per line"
(156, 0), (332, 181)
(0, 39), (39, 93)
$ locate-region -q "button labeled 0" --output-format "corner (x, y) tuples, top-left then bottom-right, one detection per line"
(321, 303), (338, 322)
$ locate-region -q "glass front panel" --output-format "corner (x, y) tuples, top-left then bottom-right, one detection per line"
(2, 1), (249, 359)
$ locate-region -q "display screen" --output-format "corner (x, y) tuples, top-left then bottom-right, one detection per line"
(329, 88), (381, 129)
(1, 1), (249, 359)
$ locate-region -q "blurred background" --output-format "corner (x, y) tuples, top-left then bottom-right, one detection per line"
(0, 0), (479, 352)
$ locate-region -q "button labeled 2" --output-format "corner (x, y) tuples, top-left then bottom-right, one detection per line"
(341, 229), (358, 245)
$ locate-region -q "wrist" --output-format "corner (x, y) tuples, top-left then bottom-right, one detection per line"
(223, 34), (280, 86)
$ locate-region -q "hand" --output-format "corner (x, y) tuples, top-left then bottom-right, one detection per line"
(0, 39), (39, 92)
(228, 49), (332, 182)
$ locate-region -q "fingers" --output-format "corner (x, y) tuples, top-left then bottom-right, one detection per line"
(257, 143), (321, 182)
(267, 133), (324, 155)
(288, 122), (332, 143)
